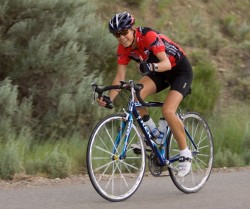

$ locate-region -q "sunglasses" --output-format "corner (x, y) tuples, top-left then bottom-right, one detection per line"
(113, 29), (129, 38)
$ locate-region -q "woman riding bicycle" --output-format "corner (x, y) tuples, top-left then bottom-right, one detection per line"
(97, 12), (193, 177)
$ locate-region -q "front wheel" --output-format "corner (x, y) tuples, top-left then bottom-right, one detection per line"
(86, 114), (146, 202)
(167, 112), (214, 193)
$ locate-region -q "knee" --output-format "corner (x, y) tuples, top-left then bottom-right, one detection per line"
(162, 108), (176, 121)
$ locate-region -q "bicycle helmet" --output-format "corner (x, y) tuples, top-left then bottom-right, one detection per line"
(108, 12), (135, 33)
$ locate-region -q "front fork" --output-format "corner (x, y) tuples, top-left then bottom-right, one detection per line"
(112, 111), (133, 160)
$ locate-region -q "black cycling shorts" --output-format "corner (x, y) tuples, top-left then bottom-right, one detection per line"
(147, 56), (193, 97)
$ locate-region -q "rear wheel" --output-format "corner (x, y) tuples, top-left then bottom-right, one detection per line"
(167, 112), (214, 193)
(86, 114), (146, 202)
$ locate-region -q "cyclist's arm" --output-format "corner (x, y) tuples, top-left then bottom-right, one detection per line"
(154, 51), (172, 72)
(108, 64), (127, 101)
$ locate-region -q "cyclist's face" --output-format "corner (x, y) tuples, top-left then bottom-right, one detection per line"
(114, 29), (134, 48)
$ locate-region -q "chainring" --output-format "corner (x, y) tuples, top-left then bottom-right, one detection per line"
(148, 152), (163, 177)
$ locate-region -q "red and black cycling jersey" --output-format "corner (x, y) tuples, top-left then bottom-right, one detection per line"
(117, 27), (186, 67)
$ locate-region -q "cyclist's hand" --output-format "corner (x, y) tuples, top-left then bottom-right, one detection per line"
(138, 61), (153, 75)
(96, 96), (113, 109)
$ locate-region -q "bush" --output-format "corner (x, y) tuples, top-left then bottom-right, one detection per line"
(220, 15), (238, 38)
(0, 78), (33, 142)
(242, 126), (250, 164)
(44, 148), (71, 178)
(0, 144), (22, 180)
(214, 149), (245, 168)
(231, 77), (250, 101)
(0, 0), (116, 140)
(180, 50), (220, 115)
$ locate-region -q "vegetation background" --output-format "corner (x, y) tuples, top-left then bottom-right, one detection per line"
(0, 0), (249, 179)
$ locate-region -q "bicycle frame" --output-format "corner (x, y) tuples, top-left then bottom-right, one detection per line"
(114, 99), (194, 172)
(93, 81), (197, 170)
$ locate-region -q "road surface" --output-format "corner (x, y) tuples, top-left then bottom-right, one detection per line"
(0, 168), (249, 209)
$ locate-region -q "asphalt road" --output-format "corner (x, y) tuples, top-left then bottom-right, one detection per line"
(0, 168), (249, 209)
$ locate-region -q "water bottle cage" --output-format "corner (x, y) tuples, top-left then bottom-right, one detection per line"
(155, 132), (165, 145)
(151, 127), (160, 138)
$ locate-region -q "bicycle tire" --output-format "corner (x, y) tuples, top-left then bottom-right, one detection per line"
(167, 112), (214, 193)
(86, 113), (146, 202)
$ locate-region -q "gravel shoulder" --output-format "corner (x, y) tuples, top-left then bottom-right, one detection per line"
(1, 166), (250, 190)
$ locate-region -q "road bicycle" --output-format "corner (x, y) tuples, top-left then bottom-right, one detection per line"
(86, 80), (213, 202)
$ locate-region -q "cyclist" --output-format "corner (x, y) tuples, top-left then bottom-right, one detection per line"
(97, 12), (193, 177)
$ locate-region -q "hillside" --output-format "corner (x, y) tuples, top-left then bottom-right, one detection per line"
(97, 0), (250, 110)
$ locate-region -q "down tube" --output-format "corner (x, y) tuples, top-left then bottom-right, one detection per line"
(132, 108), (166, 165)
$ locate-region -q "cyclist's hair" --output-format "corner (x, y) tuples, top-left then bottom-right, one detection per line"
(108, 12), (135, 33)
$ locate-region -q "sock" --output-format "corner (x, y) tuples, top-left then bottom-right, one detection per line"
(180, 147), (191, 157)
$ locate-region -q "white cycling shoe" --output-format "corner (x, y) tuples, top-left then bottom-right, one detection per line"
(177, 155), (192, 177)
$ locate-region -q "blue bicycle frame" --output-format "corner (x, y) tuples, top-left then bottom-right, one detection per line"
(115, 100), (198, 169)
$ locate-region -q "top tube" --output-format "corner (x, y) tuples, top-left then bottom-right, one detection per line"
(92, 80), (164, 107)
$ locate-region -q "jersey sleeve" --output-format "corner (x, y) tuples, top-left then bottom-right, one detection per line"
(144, 31), (165, 55)
(117, 45), (130, 65)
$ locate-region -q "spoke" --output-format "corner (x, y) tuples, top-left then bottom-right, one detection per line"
(104, 124), (119, 154)
(97, 135), (112, 154)
(171, 148), (179, 153)
(93, 156), (111, 160)
(127, 133), (137, 148)
(121, 160), (140, 171)
(193, 120), (199, 140)
(197, 144), (210, 150)
(98, 161), (112, 181)
(125, 156), (142, 159)
(115, 162), (129, 188)
(94, 160), (113, 173)
(189, 168), (197, 185)
(193, 156), (207, 171)
(94, 145), (113, 155)
(197, 128), (207, 147)
(195, 155), (209, 167)
(196, 153), (209, 157)
(105, 162), (119, 193)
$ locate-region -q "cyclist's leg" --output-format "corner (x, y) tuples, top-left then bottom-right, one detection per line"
(162, 90), (192, 177)
(136, 76), (157, 116)
(162, 57), (193, 177)
(162, 90), (187, 149)
(130, 76), (157, 151)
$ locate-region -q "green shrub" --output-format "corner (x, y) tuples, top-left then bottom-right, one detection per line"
(0, 144), (22, 180)
(220, 15), (238, 38)
(44, 148), (71, 178)
(0, 78), (33, 142)
(0, 0), (117, 140)
(232, 77), (250, 101)
(180, 51), (220, 115)
(242, 126), (250, 164)
(214, 149), (245, 168)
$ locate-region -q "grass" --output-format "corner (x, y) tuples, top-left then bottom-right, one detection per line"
(0, 103), (249, 180)
(209, 103), (250, 167)
(0, 136), (88, 180)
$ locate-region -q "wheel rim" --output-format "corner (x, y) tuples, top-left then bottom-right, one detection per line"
(87, 115), (145, 201)
(168, 113), (213, 192)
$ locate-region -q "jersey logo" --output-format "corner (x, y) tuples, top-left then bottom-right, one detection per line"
(150, 37), (164, 47)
